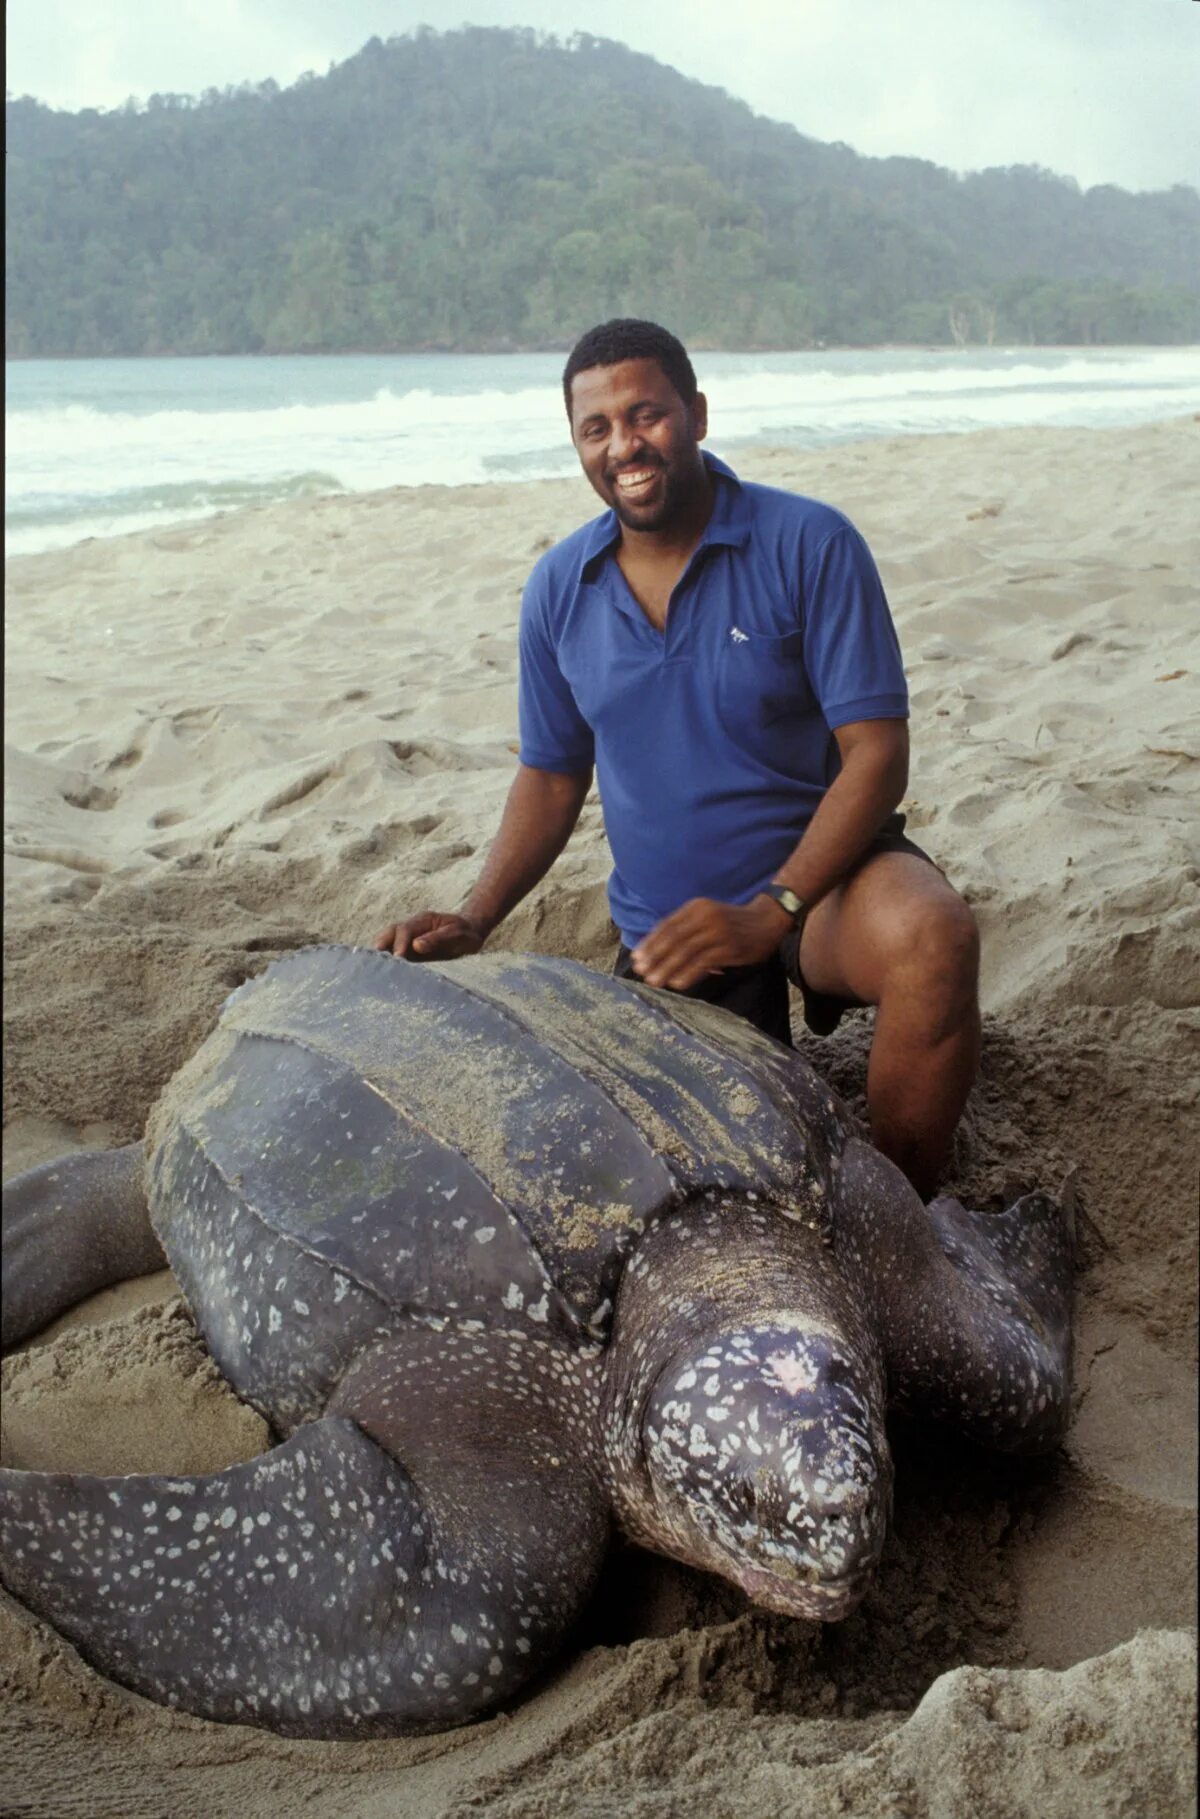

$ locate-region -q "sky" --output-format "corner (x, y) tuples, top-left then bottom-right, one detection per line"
(6, 0), (1198, 194)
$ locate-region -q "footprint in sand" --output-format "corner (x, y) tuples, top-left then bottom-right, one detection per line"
(171, 706), (220, 734)
(412, 840), (475, 876)
(339, 814), (444, 867)
(259, 764), (338, 817)
(62, 784), (119, 813)
(104, 744), (143, 773)
(6, 845), (111, 875)
(387, 738), (507, 777)
(46, 873), (104, 906)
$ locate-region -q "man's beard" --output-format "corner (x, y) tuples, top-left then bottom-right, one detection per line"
(608, 461), (678, 532)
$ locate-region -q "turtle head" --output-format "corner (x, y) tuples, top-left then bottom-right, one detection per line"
(636, 1317), (892, 1620)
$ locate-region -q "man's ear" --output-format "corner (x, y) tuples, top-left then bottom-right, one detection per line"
(692, 392), (709, 442)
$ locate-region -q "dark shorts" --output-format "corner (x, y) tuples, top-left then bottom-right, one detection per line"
(613, 815), (938, 1046)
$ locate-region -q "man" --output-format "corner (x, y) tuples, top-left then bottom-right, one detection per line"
(376, 319), (980, 1199)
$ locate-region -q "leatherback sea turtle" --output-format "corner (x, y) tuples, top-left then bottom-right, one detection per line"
(0, 946), (1073, 1738)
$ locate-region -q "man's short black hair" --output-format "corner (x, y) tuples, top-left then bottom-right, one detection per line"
(562, 319), (698, 417)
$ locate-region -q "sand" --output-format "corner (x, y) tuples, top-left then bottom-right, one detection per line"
(3, 418), (1197, 1817)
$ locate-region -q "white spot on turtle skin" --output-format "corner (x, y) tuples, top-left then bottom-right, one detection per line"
(451, 1625), (468, 1645)
(219, 1507), (237, 1529)
(333, 1275), (349, 1303)
(293, 1299), (310, 1316)
(527, 1294), (549, 1323)
(689, 1425), (716, 1458)
(268, 1306), (283, 1334)
(474, 1228), (496, 1245)
(766, 1350), (818, 1395)
(502, 1283), (524, 1311)
(488, 1657), (503, 1677)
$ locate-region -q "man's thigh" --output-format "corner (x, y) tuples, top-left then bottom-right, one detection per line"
(797, 850), (975, 1008)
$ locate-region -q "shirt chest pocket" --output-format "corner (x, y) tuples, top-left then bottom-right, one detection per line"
(716, 628), (815, 747)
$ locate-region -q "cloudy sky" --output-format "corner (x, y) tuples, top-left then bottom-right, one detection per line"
(7, 0), (1197, 193)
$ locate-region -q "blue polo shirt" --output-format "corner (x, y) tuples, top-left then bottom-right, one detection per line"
(518, 452), (908, 949)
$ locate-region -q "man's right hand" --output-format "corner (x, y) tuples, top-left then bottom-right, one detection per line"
(373, 912), (486, 960)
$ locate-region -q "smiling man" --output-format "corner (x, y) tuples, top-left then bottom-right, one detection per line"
(376, 319), (980, 1198)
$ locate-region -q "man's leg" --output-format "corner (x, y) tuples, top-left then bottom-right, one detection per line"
(797, 852), (981, 1200)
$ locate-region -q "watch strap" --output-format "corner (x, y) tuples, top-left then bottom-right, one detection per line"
(762, 883), (809, 929)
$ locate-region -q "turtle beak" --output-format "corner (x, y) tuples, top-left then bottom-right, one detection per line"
(731, 1558), (875, 1620)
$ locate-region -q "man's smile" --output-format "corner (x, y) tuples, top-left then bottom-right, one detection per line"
(611, 466), (663, 503)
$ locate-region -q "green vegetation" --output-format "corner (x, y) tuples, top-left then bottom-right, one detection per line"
(7, 26), (1199, 357)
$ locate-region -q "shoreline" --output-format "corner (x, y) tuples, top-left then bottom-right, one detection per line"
(7, 412), (1200, 568)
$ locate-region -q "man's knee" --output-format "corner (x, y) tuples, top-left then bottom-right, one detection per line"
(880, 888), (980, 1002)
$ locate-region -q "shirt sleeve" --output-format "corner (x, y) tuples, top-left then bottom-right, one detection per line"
(517, 564), (596, 774)
(801, 523), (909, 728)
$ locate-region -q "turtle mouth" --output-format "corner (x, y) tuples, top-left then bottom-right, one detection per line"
(731, 1558), (875, 1621)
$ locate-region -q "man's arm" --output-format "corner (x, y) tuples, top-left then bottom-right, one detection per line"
(630, 719), (908, 990)
(770, 717), (909, 908)
(374, 762), (592, 959)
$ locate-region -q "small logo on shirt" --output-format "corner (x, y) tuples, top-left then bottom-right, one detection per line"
(730, 626), (749, 643)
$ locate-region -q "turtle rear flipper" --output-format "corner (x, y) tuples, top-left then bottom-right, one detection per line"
(838, 1139), (1074, 1456)
(0, 1404), (602, 1737)
(926, 1184), (1075, 1360)
(2, 1145), (162, 1347)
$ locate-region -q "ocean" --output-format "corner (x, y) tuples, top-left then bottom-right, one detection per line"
(6, 345), (1198, 558)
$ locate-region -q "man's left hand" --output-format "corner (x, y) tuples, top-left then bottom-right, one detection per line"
(630, 895), (792, 991)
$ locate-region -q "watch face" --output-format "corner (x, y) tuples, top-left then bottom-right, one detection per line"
(768, 884), (805, 922)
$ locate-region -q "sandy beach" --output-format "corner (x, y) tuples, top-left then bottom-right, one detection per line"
(2, 418), (1197, 1817)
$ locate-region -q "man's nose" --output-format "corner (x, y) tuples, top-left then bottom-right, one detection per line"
(608, 421), (646, 465)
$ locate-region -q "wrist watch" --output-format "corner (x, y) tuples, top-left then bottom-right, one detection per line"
(761, 882), (809, 932)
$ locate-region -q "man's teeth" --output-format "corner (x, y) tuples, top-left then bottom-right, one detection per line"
(615, 470), (659, 492)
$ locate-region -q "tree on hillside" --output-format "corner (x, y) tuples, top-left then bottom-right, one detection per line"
(6, 28), (1199, 357)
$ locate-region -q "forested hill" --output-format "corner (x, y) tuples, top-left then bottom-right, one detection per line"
(7, 26), (1200, 358)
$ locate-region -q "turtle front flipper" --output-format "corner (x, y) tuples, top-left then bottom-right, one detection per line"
(2, 1145), (163, 1347)
(0, 1394), (606, 1737)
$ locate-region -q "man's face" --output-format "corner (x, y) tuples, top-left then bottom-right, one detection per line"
(569, 358), (709, 534)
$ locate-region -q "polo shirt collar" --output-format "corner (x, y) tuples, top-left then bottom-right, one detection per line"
(578, 450), (750, 578)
